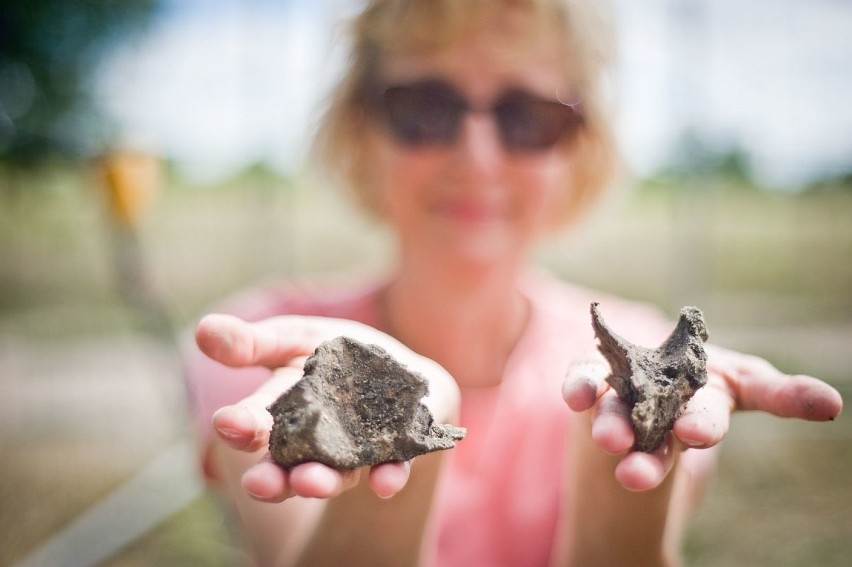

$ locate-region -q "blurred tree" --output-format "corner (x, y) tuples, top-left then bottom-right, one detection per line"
(806, 170), (852, 193)
(664, 128), (754, 188)
(0, 0), (159, 170)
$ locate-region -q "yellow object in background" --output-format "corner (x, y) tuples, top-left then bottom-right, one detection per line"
(98, 151), (162, 227)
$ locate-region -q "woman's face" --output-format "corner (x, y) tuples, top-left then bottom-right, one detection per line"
(366, 24), (576, 273)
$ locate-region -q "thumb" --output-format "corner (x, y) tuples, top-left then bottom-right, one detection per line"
(563, 351), (611, 412)
(195, 314), (316, 368)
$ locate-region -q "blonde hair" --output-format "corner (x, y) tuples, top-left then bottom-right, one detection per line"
(313, 0), (618, 229)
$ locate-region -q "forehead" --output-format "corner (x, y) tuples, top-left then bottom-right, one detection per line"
(378, 17), (571, 97)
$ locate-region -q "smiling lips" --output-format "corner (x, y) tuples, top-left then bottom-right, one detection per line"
(431, 199), (508, 225)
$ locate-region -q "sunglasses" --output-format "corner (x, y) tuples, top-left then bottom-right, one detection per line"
(365, 78), (584, 152)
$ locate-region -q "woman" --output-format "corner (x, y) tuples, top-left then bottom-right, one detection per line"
(186, 1), (843, 565)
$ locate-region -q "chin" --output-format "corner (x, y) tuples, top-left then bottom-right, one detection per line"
(399, 217), (531, 276)
(434, 233), (526, 275)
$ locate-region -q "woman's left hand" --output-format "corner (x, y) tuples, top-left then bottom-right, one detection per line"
(562, 345), (843, 491)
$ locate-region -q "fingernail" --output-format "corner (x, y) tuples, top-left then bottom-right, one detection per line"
(217, 426), (243, 441)
(241, 472), (266, 500)
(243, 484), (263, 499)
(676, 426), (706, 447)
(213, 406), (258, 445)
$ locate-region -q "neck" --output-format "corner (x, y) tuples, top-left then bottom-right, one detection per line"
(381, 259), (530, 389)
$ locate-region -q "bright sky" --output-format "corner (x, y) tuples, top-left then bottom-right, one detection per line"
(97, 0), (852, 188)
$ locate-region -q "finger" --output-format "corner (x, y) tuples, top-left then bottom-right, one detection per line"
(242, 459), (292, 502)
(563, 355), (611, 412)
(590, 390), (635, 454)
(369, 461), (412, 499)
(212, 404), (272, 452)
(614, 434), (677, 491)
(673, 381), (733, 448)
(715, 355), (843, 421)
(289, 463), (360, 499)
(211, 368), (302, 452)
(195, 314), (318, 368)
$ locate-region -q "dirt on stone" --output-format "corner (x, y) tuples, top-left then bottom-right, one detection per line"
(591, 302), (709, 452)
(268, 336), (466, 470)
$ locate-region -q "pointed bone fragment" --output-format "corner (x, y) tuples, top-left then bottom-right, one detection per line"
(268, 336), (465, 469)
(591, 303), (709, 452)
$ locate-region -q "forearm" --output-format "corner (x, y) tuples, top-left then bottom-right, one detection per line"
(556, 424), (686, 567)
(210, 440), (326, 566)
(296, 452), (444, 567)
(212, 440), (444, 567)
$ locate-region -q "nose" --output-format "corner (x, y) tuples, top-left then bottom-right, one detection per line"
(454, 111), (503, 178)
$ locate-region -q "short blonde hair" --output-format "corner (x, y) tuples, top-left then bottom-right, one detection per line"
(313, 0), (618, 229)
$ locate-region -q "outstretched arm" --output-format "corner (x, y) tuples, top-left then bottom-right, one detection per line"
(563, 346), (841, 489)
(559, 347), (842, 565)
(195, 313), (460, 565)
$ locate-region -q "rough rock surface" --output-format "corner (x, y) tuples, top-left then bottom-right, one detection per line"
(591, 302), (709, 452)
(268, 336), (466, 469)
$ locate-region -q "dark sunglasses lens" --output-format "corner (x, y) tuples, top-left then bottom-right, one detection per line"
(496, 94), (581, 150)
(382, 84), (463, 145)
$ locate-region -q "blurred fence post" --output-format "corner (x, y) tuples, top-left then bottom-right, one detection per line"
(96, 150), (174, 338)
(94, 149), (189, 425)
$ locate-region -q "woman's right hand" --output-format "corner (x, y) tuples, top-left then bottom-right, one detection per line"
(194, 313), (461, 502)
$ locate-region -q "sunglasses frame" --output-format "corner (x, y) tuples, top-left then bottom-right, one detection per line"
(363, 78), (584, 153)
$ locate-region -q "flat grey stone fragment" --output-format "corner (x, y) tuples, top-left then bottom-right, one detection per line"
(268, 336), (466, 469)
(591, 302), (709, 453)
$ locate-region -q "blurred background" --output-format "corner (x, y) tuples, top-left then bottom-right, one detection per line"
(1, 0), (850, 565)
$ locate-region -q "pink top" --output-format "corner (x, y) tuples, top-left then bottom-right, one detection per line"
(183, 271), (678, 565)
